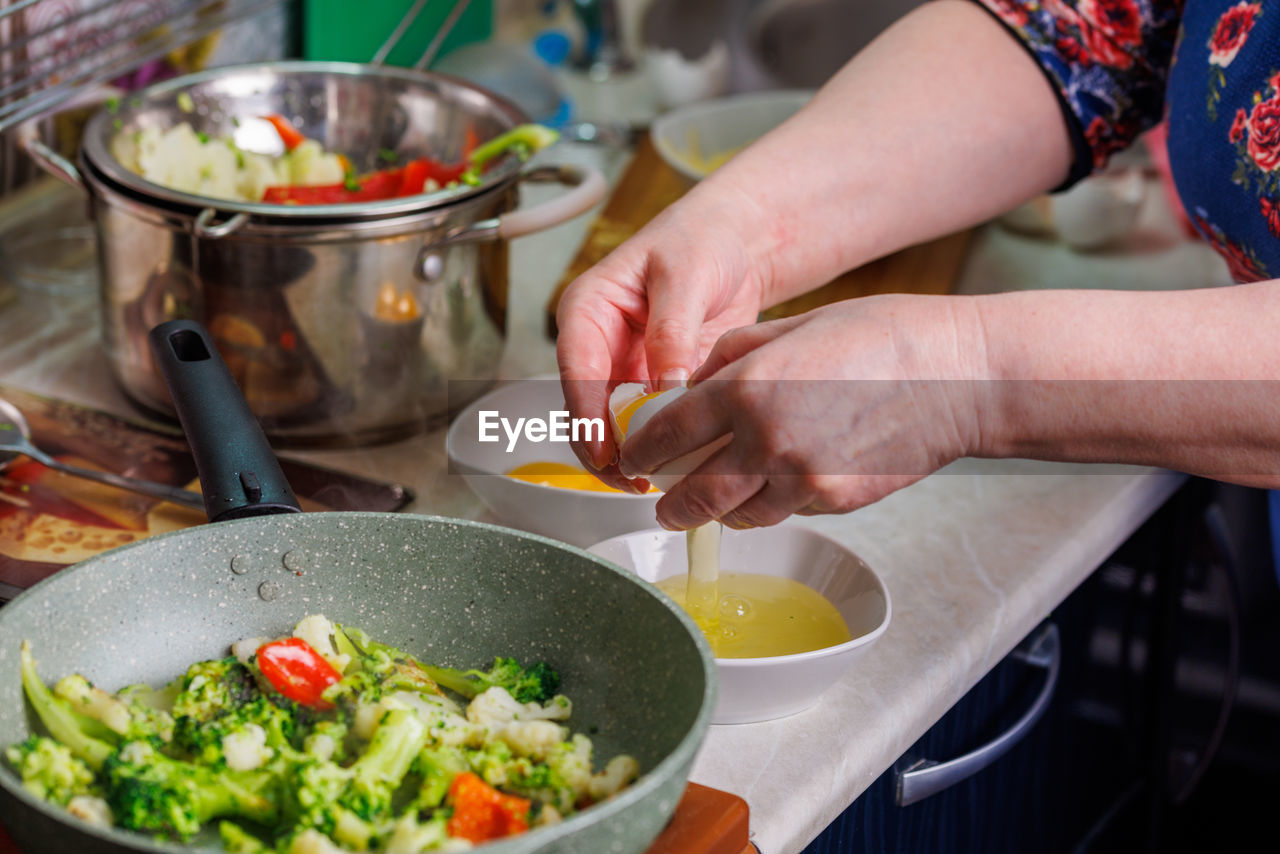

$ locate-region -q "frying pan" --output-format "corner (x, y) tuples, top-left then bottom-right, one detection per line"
(0, 320), (716, 854)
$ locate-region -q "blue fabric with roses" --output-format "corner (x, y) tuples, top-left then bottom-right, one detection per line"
(976, 0), (1280, 283)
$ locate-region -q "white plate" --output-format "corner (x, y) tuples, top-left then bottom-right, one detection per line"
(589, 523), (891, 724)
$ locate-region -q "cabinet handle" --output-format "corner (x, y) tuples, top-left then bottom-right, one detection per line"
(894, 622), (1060, 807)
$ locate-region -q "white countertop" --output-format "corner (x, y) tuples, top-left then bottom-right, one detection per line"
(0, 140), (1224, 853)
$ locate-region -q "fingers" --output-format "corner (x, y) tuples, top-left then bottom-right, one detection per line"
(656, 468), (766, 532)
(617, 384), (731, 480)
(690, 316), (803, 384)
(556, 280), (638, 470)
(642, 258), (711, 390)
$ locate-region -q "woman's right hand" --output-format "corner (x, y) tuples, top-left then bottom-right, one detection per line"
(555, 181), (771, 488)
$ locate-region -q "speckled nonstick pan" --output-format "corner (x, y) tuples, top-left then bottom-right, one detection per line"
(0, 319), (716, 854)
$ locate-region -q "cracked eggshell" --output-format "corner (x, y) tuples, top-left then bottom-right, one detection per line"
(609, 385), (730, 492)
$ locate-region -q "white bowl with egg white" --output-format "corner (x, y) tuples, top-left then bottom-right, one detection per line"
(588, 523), (891, 724)
(650, 89), (814, 185)
(445, 378), (662, 548)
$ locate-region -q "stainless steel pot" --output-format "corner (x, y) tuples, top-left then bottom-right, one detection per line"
(22, 62), (606, 448)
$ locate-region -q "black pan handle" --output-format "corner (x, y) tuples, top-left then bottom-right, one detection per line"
(148, 319), (301, 522)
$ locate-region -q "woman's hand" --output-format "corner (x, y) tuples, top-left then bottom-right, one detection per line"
(617, 295), (990, 530)
(555, 182), (771, 487)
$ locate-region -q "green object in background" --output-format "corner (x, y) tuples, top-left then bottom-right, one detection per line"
(302, 0), (492, 67)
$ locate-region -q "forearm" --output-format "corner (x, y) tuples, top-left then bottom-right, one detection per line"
(970, 283), (1280, 485)
(685, 0), (1073, 308)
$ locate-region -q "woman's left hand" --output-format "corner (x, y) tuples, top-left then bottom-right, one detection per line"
(617, 294), (990, 530)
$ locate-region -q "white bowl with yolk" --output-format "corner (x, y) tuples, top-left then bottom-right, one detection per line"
(588, 523), (891, 724)
(446, 378), (662, 548)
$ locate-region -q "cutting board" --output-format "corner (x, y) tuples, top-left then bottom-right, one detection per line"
(546, 132), (973, 336)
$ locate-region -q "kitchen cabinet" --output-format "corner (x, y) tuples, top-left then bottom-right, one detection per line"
(803, 480), (1279, 854)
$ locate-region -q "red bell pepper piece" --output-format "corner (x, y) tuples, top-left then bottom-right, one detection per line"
(255, 637), (340, 709)
(261, 157), (466, 204)
(398, 159), (429, 197)
(446, 772), (531, 842)
(261, 113), (306, 151)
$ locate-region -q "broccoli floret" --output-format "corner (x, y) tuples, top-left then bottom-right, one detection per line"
(5, 735), (98, 805)
(332, 625), (444, 698)
(303, 720), (348, 763)
(218, 820), (269, 853)
(278, 707), (427, 847)
(382, 811), (452, 854)
(320, 669), (384, 723)
(412, 745), (469, 809)
(461, 740), (574, 811)
(19, 642), (116, 770)
(172, 662), (304, 767)
(171, 657), (258, 725)
(115, 683), (177, 743)
(102, 740), (279, 840)
(53, 674), (132, 736)
(344, 706), (428, 820)
(421, 657), (560, 704)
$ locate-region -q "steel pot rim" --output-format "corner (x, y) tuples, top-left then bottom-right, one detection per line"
(81, 60), (530, 223)
(79, 149), (513, 241)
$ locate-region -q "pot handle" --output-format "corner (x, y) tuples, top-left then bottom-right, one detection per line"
(193, 207), (250, 239)
(19, 137), (83, 192)
(13, 85), (123, 193)
(148, 319), (302, 523)
(414, 162), (606, 276)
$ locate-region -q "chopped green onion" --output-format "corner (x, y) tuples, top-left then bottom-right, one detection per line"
(378, 148), (398, 163)
(177, 92), (194, 113)
(196, 131), (210, 144)
(105, 97), (120, 114)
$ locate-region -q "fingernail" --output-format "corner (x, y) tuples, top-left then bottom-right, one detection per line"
(618, 460), (638, 479)
(658, 369), (688, 391)
(658, 516), (688, 532)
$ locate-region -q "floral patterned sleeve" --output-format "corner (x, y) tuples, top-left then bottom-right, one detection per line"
(972, 0), (1185, 187)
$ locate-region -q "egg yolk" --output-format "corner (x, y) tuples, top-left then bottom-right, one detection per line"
(505, 462), (654, 493)
(612, 391), (663, 437)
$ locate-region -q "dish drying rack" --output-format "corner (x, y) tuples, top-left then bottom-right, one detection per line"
(0, 0), (287, 136)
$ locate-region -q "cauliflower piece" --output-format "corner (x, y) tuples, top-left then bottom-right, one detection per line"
(350, 692), (420, 741)
(112, 122), (297, 204)
(285, 139), (345, 186)
(496, 720), (568, 761)
(222, 723), (273, 771)
(289, 829), (356, 854)
(231, 636), (272, 666)
(532, 805), (562, 828)
(67, 795), (113, 827)
(304, 731), (338, 762)
(466, 687), (571, 731)
(235, 150), (288, 202)
(293, 615), (351, 674)
(118, 740), (153, 765)
(545, 734), (594, 804)
(588, 755), (640, 801)
(382, 812), (468, 854)
(387, 691), (477, 749)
